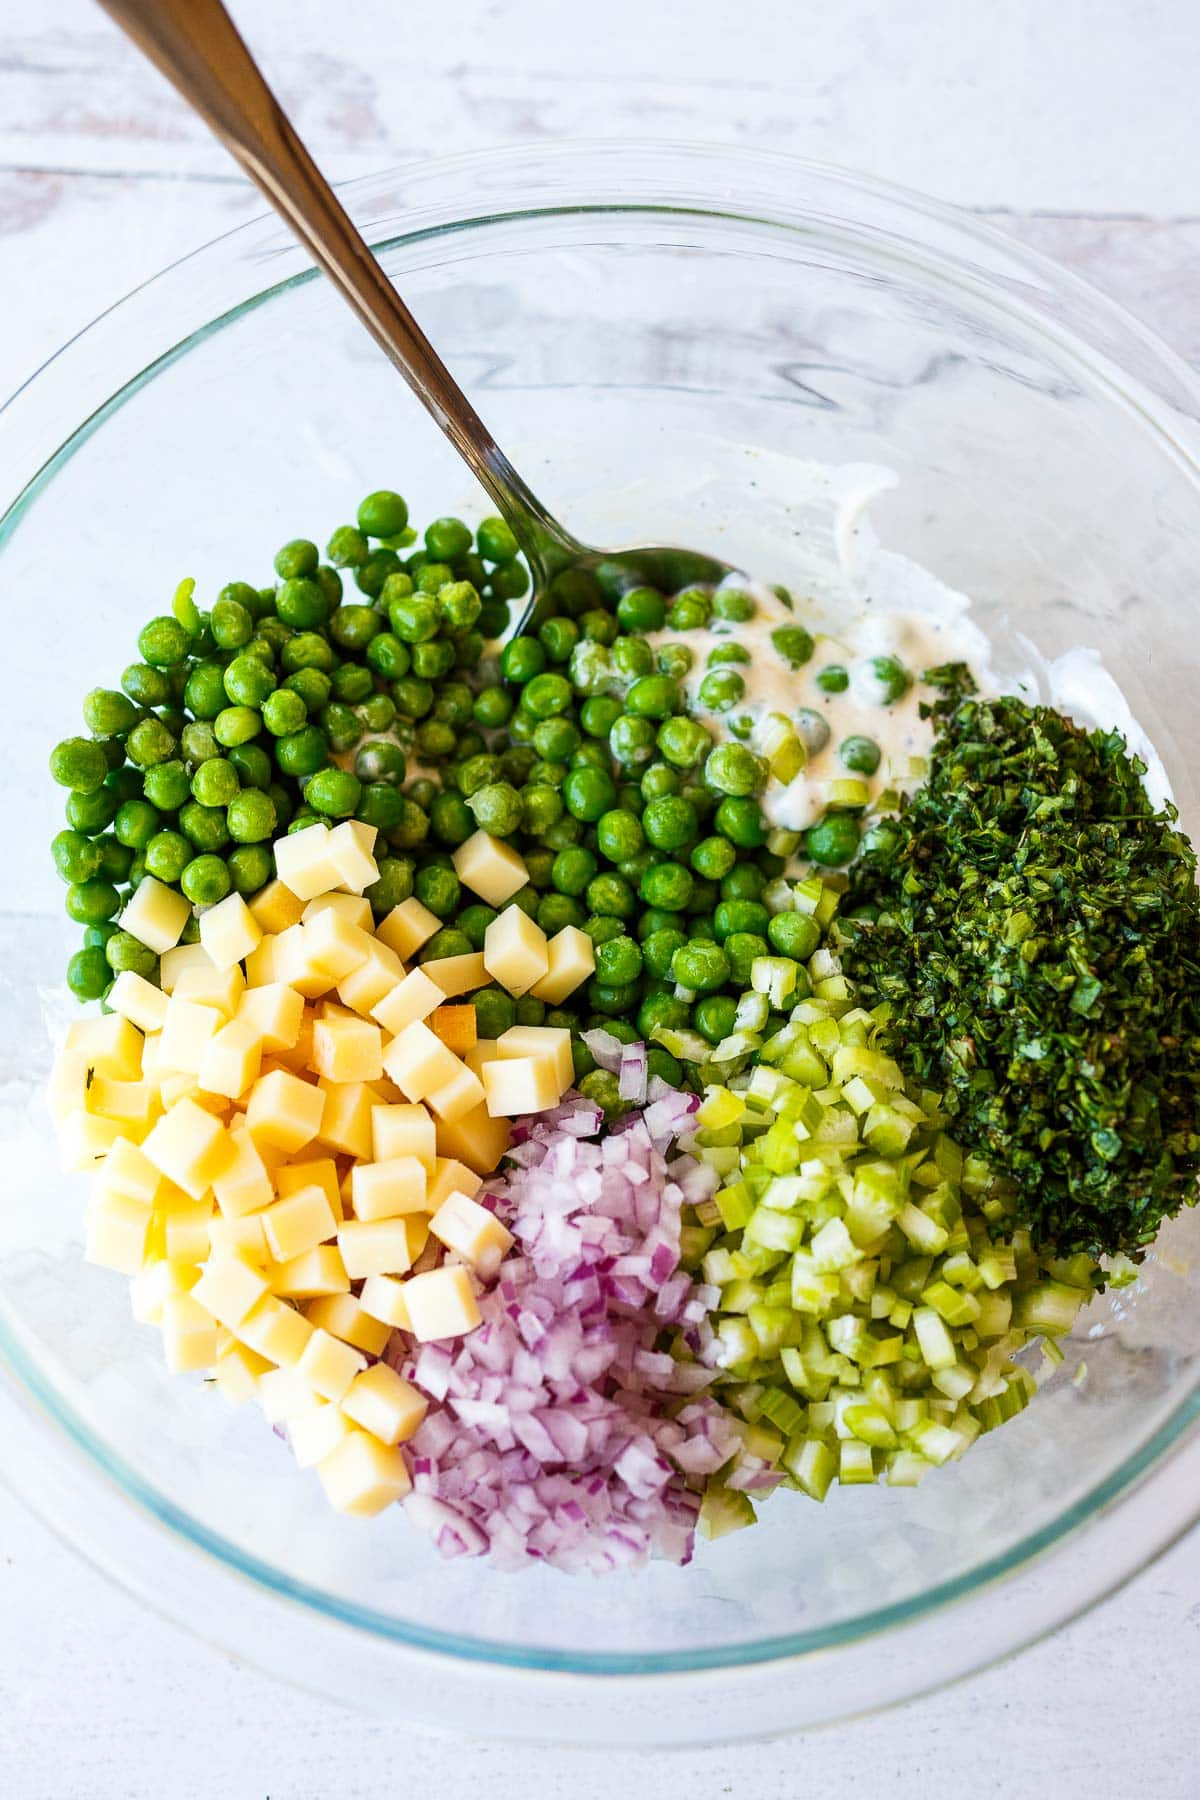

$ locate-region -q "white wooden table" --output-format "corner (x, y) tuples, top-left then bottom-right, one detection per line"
(3, 3), (1198, 1793)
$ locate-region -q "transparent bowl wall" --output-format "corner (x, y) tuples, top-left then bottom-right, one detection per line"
(2, 144), (1199, 1744)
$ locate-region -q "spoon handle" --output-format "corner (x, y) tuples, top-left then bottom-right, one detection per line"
(96, 0), (572, 569)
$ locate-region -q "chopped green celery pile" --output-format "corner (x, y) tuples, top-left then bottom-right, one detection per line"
(667, 878), (1100, 1500)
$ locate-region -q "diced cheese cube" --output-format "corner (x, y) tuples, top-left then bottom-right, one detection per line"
(47, 1050), (91, 1126)
(93, 1135), (161, 1206)
(213, 1341), (271, 1406)
(376, 897), (439, 961)
(481, 1055), (561, 1117)
(142, 1099), (232, 1199)
(452, 830), (529, 907)
(325, 819), (380, 895)
(245, 1068), (325, 1152)
(350, 1155), (427, 1221)
(336, 1219), (414, 1281)
(433, 1100), (510, 1178)
(426, 1157), (484, 1211)
(87, 1076), (160, 1130)
(247, 878), (306, 936)
(159, 942), (213, 994)
(158, 998), (223, 1077)
(121, 876), (191, 955)
(403, 1266), (481, 1342)
(342, 1364), (428, 1447)
(427, 1062), (486, 1124)
(382, 1020), (462, 1102)
(171, 960), (246, 1018)
(423, 952), (488, 998)
(64, 1011), (144, 1081)
(271, 1245), (349, 1298)
(496, 1025), (573, 1095)
(198, 891), (262, 971)
(371, 966), (444, 1036)
(300, 909), (373, 983)
(237, 1295), (314, 1366)
(530, 924), (595, 1004)
(317, 1428), (412, 1515)
(242, 935), (279, 989)
(261, 1184), (338, 1262)
(190, 1252), (270, 1328)
(198, 1018), (263, 1101)
(85, 1192), (153, 1275)
(276, 1154), (342, 1220)
(288, 1400), (351, 1468)
(311, 1015), (383, 1084)
(305, 1292), (392, 1356)
(302, 891), (373, 932)
(314, 1078), (374, 1160)
(429, 1005), (477, 1056)
(235, 982), (305, 1052)
(483, 907), (548, 997)
(371, 1102), (437, 1168)
(299, 1327), (366, 1402)
(156, 1072), (199, 1111)
(337, 939), (405, 1016)
(155, 1187), (214, 1261)
(274, 822), (338, 901)
(161, 1291), (221, 1372)
(270, 923), (333, 999)
(107, 969), (169, 1034)
(207, 1214), (268, 1264)
(272, 1008), (315, 1073)
(257, 1365), (318, 1424)
(405, 1215), (431, 1265)
(129, 1257), (198, 1325)
(429, 1190), (514, 1275)
(212, 1126), (273, 1219)
(358, 1273), (412, 1330)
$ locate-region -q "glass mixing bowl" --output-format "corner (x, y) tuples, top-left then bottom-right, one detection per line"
(2, 143), (1199, 1745)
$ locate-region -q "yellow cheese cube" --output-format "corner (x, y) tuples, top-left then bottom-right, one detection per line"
(272, 1008), (315, 1073)
(530, 924), (595, 1004)
(301, 908), (373, 984)
(212, 1126), (273, 1219)
(190, 1252), (271, 1328)
(350, 1155), (427, 1221)
(242, 935), (280, 989)
(85, 1192), (153, 1275)
(314, 1078), (374, 1160)
(288, 1400), (352, 1468)
(336, 1218), (414, 1281)
(157, 998), (223, 1077)
(156, 1192), (214, 1263)
(451, 828), (529, 906)
(423, 951), (489, 998)
(429, 1190), (514, 1275)
(198, 891), (262, 971)
(483, 906), (548, 997)
(234, 982), (304, 1052)
(257, 1365), (318, 1424)
(87, 1076), (160, 1130)
(342, 1364), (428, 1447)
(171, 960), (246, 1019)
(198, 1018), (263, 1101)
(270, 922), (334, 999)
(358, 1273), (413, 1330)
(129, 1257), (198, 1325)
(64, 1010), (144, 1081)
(497, 1025), (573, 1095)
(405, 1215), (432, 1266)
(276, 1154), (342, 1220)
(302, 891), (374, 932)
(47, 1050), (91, 1126)
(271, 1244), (350, 1298)
(305, 1292), (392, 1356)
(274, 822), (339, 901)
(213, 1341), (271, 1406)
(312, 1015), (383, 1084)
(434, 1101), (510, 1178)
(371, 966), (444, 1036)
(426, 1157), (484, 1211)
(142, 1099), (232, 1199)
(371, 1102), (437, 1168)
(481, 1055), (561, 1117)
(156, 1072), (199, 1111)
(93, 1135), (162, 1205)
(403, 1265), (482, 1342)
(376, 896), (439, 961)
(261, 1184), (338, 1263)
(247, 878), (306, 936)
(382, 1020), (462, 1102)
(161, 1292), (221, 1372)
(317, 1428), (412, 1515)
(121, 876), (192, 955)
(299, 1327), (366, 1402)
(337, 939), (405, 1016)
(159, 942), (213, 994)
(323, 818), (380, 894)
(427, 1062), (486, 1124)
(107, 969), (169, 1034)
(245, 1068), (325, 1152)
(237, 1294), (314, 1365)
(207, 1214), (268, 1264)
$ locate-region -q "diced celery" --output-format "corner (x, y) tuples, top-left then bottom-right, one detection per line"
(940, 1251), (983, 1292)
(790, 1253), (841, 1315)
(931, 1360), (976, 1402)
(758, 1386), (806, 1436)
(977, 1244), (1018, 1289)
(751, 956), (798, 1009)
(838, 1440), (876, 1484)
(715, 1317), (759, 1369)
(973, 1290), (1012, 1339)
(693, 1196), (724, 1228)
(703, 1247), (739, 1286)
(895, 1202), (950, 1255)
(744, 1206), (806, 1255)
(742, 1420), (785, 1463)
(765, 829), (801, 859)
(783, 1434), (837, 1500)
(748, 1303), (794, 1353)
(912, 1306), (957, 1370)
(735, 992), (771, 1035)
(842, 1403), (897, 1448)
(715, 1181), (755, 1231)
(920, 1279), (982, 1328)
(697, 1085), (747, 1131)
(905, 1418), (963, 1466)
(698, 1484), (758, 1539)
(886, 1450), (929, 1487)
(679, 1224), (717, 1267)
(810, 1216), (861, 1273)
(1012, 1280), (1089, 1337)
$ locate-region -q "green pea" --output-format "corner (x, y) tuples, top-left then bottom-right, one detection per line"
(523, 672), (573, 719)
(275, 576), (326, 629)
(625, 675), (680, 720)
(533, 893), (580, 935)
(454, 903), (496, 949)
(641, 928), (687, 979)
(667, 588), (711, 630)
(611, 636), (655, 684)
(137, 616), (191, 668)
(640, 860), (693, 911)
(816, 664), (849, 694)
(439, 581), (481, 632)
(352, 741), (405, 787)
(712, 587), (756, 623)
(794, 708), (832, 754)
(227, 789), (277, 843)
(705, 743), (766, 798)
(358, 694), (396, 734)
(281, 633), (335, 676)
(142, 829), (189, 883)
(568, 641), (615, 697)
(65, 786), (119, 834)
(65, 877), (120, 924)
(434, 682), (475, 728)
(654, 717), (709, 770)
(50, 737), (110, 793)
(179, 854), (230, 906)
(367, 856), (415, 914)
(517, 785), (560, 836)
(126, 718), (178, 769)
(607, 715), (656, 769)
(641, 763), (681, 802)
(410, 639), (454, 682)
(723, 931), (769, 986)
(415, 863), (461, 920)
(698, 669), (745, 713)
(319, 702), (362, 755)
(839, 734), (882, 775)
(275, 726), (328, 778)
(101, 929), (156, 978)
(358, 783), (407, 834)
(52, 829), (103, 883)
(212, 707), (260, 750)
(500, 636), (545, 685)
(707, 644), (750, 668)
(392, 676), (435, 719)
(671, 939), (730, 993)
(327, 524), (370, 568)
(594, 809), (642, 863)
(714, 898), (769, 939)
(472, 516), (516, 564)
(469, 781), (523, 837)
(805, 813), (861, 865)
(221, 655), (273, 708)
(526, 717), (574, 763)
(474, 987), (517, 1038)
(656, 643), (694, 682)
(261, 689), (307, 737)
(182, 723), (223, 768)
(305, 768), (362, 819)
(595, 934), (642, 986)
(191, 758), (239, 808)
(121, 663), (171, 708)
(563, 764), (617, 823)
(643, 796), (698, 852)
(587, 873), (636, 919)
(226, 843), (272, 895)
(381, 572), (415, 612)
(329, 604), (385, 652)
(272, 538), (318, 581)
(66, 945), (111, 1001)
(689, 835), (735, 881)
(711, 796), (763, 848)
(473, 688), (512, 729)
(551, 846), (597, 896)
(82, 689), (138, 737)
(226, 743), (269, 794)
(694, 993), (737, 1045)
(766, 911), (821, 959)
(769, 624), (814, 669)
(616, 587), (666, 633)
(179, 801), (230, 852)
(862, 655), (911, 705)
(358, 491), (409, 538)
(331, 666), (374, 708)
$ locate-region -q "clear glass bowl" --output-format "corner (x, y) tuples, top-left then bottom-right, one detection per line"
(2, 142), (1199, 1745)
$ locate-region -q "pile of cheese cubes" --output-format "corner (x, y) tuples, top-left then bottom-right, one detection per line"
(48, 819), (594, 1517)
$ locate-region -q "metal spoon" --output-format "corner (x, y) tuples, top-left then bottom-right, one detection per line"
(97, 0), (735, 628)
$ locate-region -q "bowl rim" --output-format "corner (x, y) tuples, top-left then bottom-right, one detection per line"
(2, 138), (1199, 1703)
